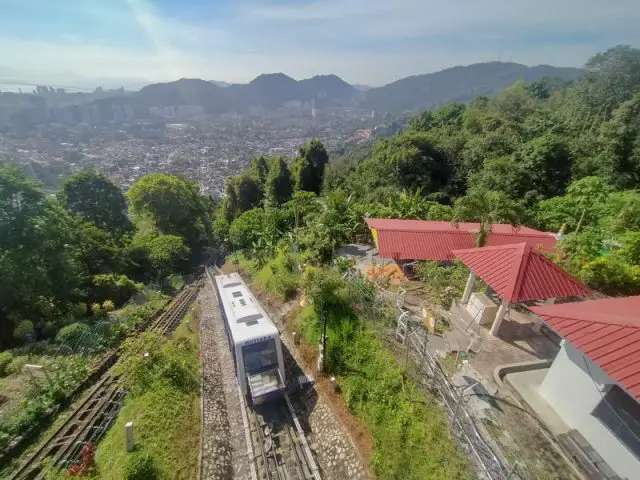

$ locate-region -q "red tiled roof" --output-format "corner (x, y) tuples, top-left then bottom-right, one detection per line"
(530, 296), (640, 400)
(453, 243), (591, 303)
(366, 218), (546, 235)
(365, 218), (557, 261)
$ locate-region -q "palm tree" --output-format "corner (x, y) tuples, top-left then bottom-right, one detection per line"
(452, 188), (522, 247)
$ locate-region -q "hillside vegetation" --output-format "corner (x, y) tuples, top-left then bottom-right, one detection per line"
(0, 168), (214, 349)
(217, 46), (640, 296)
(215, 45), (640, 478)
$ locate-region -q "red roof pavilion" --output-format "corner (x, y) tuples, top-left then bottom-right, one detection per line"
(365, 219), (557, 261)
(530, 296), (640, 400)
(453, 242), (591, 303)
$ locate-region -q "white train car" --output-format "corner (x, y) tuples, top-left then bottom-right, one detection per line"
(213, 272), (285, 404)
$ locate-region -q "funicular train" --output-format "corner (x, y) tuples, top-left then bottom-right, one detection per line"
(212, 271), (285, 405)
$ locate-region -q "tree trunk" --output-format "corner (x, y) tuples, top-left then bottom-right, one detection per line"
(575, 207), (587, 234)
(476, 223), (489, 248)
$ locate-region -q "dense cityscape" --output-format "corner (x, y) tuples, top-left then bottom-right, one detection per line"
(0, 94), (386, 196)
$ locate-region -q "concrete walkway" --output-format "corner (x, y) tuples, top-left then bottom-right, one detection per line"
(199, 286), (241, 479)
(504, 368), (570, 436)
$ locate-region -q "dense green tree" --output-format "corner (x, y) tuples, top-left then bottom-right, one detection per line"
(0, 166), (82, 345)
(235, 174), (263, 213)
(492, 81), (538, 123)
(74, 221), (123, 276)
(452, 188), (522, 247)
(58, 169), (132, 235)
(407, 110), (434, 132)
(222, 179), (239, 222)
(294, 139), (329, 194)
(355, 132), (450, 194)
(535, 176), (612, 233)
(282, 191), (322, 229)
(145, 234), (190, 277)
(515, 133), (573, 198)
(601, 190), (640, 233)
(322, 163), (353, 192)
(90, 273), (142, 307)
(264, 157), (293, 207)
(432, 103), (466, 128)
(250, 155), (270, 187)
(229, 208), (265, 252)
(127, 173), (208, 247)
(596, 93), (640, 188)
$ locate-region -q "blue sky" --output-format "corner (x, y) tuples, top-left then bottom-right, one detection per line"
(0, 0), (639, 88)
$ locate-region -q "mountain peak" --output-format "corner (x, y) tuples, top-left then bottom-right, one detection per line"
(249, 73), (297, 85)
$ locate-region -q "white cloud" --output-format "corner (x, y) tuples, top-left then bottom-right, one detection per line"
(0, 0), (639, 87)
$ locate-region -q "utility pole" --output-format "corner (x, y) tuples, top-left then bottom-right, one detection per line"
(320, 296), (328, 372)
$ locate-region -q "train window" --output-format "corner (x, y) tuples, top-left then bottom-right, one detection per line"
(223, 282), (242, 288)
(232, 291), (242, 298)
(239, 299), (247, 306)
(242, 339), (278, 375)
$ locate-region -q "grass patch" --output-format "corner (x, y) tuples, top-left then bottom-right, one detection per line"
(298, 303), (471, 479)
(91, 305), (201, 480)
(240, 257), (472, 478)
(440, 353), (464, 376)
(253, 252), (301, 301)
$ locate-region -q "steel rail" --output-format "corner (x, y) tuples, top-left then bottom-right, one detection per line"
(9, 282), (201, 479)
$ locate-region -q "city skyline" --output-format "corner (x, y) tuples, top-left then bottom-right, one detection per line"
(1, 0), (639, 88)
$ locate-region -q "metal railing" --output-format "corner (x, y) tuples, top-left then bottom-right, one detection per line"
(400, 319), (518, 479)
(343, 269), (520, 480)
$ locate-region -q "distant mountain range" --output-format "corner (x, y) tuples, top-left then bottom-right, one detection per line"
(361, 62), (582, 112)
(132, 62), (581, 115)
(0, 62), (583, 127)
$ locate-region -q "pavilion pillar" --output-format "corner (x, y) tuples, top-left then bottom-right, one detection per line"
(461, 272), (476, 304)
(489, 300), (509, 337)
(533, 297), (555, 332)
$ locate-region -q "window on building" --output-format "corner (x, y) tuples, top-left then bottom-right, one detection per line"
(232, 291), (242, 298)
(592, 385), (640, 459)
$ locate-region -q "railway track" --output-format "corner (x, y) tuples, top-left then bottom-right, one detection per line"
(9, 283), (201, 480)
(206, 265), (320, 480)
(246, 394), (321, 480)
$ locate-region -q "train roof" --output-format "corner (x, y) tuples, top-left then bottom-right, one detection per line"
(214, 272), (279, 345)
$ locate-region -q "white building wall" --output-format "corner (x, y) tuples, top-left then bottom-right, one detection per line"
(539, 341), (640, 480)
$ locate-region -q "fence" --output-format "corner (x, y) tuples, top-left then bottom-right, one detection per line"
(343, 269), (521, 480)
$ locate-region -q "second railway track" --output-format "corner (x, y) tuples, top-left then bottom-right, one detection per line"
(9, 283), (201, 480)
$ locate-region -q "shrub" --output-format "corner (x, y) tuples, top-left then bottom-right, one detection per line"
(254, 251), (301, 301)
(91, 274), (142, 307)
(72, 302), (88, 317)
(55, 322), (90, 346)
(0, 351), (13, 377)
(102, 300), (115, 312)
(13, 320), (34, 342)
(125, 451), (158, 480)
(91, 303), (102, 315)
(414, 260), (482, 307)
(580, 256), (640, 295)
(115, 331), (197, 396)
(293, 264), (471, 479)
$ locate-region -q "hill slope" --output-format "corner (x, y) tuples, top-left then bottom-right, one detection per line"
(361, 62), (582, 112)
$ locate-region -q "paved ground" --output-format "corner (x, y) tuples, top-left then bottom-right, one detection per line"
(504, 368), (570, 436)
(445, 299), (560, 391)
(395, 292), (578, 479)
(199, 287), (239, 480)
